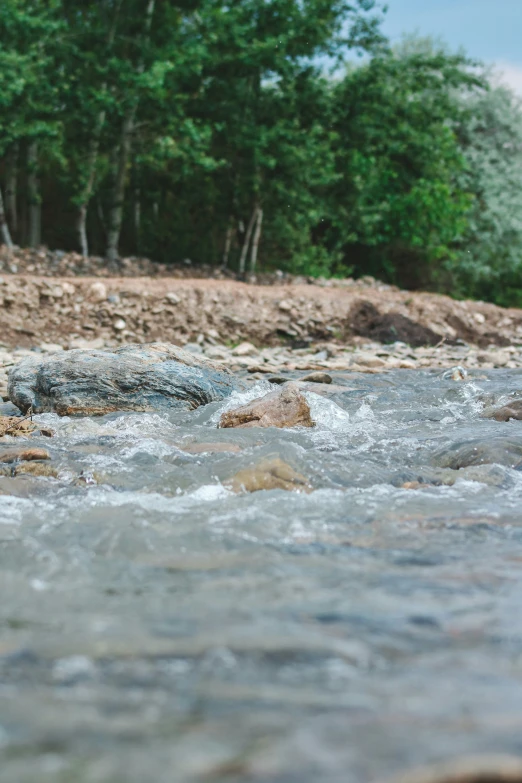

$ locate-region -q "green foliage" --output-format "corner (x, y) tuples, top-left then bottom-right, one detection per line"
(0, 0), (63, 149)
(322, 41), (482, 288)
(2, 3), (522, 308)
(447, 82), (522, 306)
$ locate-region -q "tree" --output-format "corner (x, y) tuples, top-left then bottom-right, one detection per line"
(448, 80), (522, 306)
(323, 39), (483, 288)
(0, 0), (63, 246)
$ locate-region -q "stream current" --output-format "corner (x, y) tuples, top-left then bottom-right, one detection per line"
(1, 369), (522, 782)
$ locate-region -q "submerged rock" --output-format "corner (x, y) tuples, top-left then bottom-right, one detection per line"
(381, 754), (522, 783)
(483, 399), (522, 422)
(225, 457), (312, 493)
(0, 447), (50, 464)
(14, 462), (58, 478)
(8, 343), (239, 416)
(219, 382), (314, 429)
(431, 437), (522, 470)
(179, 442), (242, 455)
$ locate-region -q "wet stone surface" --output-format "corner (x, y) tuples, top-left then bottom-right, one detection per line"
(1, 369), (522, 782)
(8, 343), (239, 416)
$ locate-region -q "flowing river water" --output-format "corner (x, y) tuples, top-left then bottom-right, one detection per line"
(1, 369), (522, 782)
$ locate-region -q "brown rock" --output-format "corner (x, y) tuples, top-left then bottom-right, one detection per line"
(299, 372), (332, 384)
(219, 383), (315, 429)
(400, 480), (445, 490)
(484, 400), (522, 422)
(225, 457), (312, 493)
(0, 416), (39, 438)
(14, 462), (58, 478)
(379, 755), (522, 783)
(0, 447), (50, 463)
(401, 481), (423, 490)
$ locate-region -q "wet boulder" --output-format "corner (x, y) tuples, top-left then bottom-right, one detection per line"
(219, 382), (315, 429)
(8, 343), (239, 416)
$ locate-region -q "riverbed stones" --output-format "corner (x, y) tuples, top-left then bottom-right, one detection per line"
(87, 281), (107, 302)
(299, 372), (332, 384)
(8, 343), (239, 416)
(0, 447), (50, 464)
(432, 436), (522, 470)
(0, 416), (41, 439)
(225, 457), (312, 493)
(14, 462), (58, 478)
(483, 399), (522, 422)
(219, 382), (315, 429)
(180, 442), (242, 455)
(232, 341), (259, 357)
(380, 754), (522, 783)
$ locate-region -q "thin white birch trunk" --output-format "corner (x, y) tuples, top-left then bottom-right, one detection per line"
(249, 207), (263, 272)
(77, 117), (106, 257)
(27, 141), (41, 248)
(106, 108), (136, 262)
(239, 205), (258, 274)
(77, 0), (123, 257)
(0, 186), (13, 249)
(222, 220), (233, 268)
(106, 0), (155, 262)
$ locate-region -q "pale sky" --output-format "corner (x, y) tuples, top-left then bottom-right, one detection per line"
(381, 0), (522, 94)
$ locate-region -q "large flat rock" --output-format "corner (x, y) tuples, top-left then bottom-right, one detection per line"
(8, 343), (239, 416)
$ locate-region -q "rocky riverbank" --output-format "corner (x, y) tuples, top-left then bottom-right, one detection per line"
(2, 270), (522, 404)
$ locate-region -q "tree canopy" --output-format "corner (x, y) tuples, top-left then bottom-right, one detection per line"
(1, 1), (522, 306)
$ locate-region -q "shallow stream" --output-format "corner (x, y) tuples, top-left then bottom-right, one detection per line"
(1, 369), (522, 782)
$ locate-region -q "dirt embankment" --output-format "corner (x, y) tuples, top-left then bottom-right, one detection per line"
(0, 273), (520, 351)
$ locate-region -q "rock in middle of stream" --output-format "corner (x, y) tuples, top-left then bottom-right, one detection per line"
(8, 343), (239, 416)
(219, 382), (315, 429)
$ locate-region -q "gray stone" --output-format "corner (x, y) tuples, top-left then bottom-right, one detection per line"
(8, 343), (239, 416)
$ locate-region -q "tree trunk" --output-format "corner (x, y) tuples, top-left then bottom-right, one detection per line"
(106, 109), (136, 262)
(239, 205), (258, 274)
(77, 117), (105, 257)
(105, 0), (155, 262)
(134, 189), (141, 250)
(222, 219), (234, 268)
(76, 0), (123, 257)
(133, 163), (141, 252)
(27, 141), (41, 248)
(250, 208), (263, 272)
(5, 143), (18, 238)
(0, 186), (13, 249)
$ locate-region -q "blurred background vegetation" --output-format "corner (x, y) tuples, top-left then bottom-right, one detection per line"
(1, 0), (521, 305)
